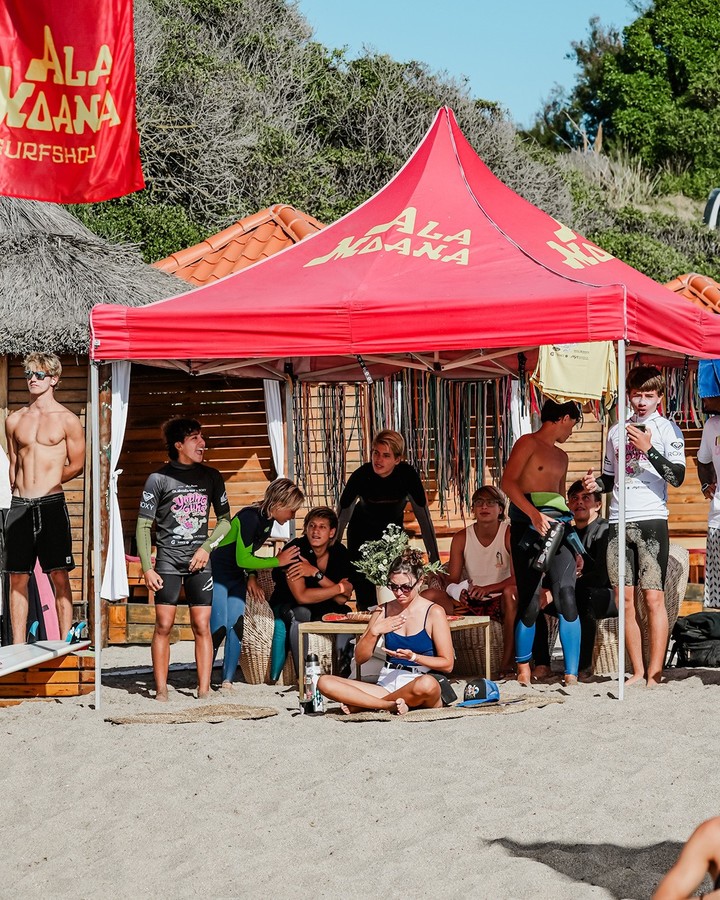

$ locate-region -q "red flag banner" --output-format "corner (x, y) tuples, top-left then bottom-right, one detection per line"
(0, 0), (144, 203)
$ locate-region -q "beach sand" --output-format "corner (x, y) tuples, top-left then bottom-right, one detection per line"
(2, 643), (718, 900)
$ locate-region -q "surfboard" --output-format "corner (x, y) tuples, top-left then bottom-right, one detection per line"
(34, 560), (60, 641)
(0, 640), (91, 679)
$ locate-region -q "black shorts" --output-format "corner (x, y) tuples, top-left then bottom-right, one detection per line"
(4, 494), (74, 574)
(608, 518), (669, 591)
(154, 570), (214, 607)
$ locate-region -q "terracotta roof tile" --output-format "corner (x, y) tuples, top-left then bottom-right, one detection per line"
(154, 204), (324, 286)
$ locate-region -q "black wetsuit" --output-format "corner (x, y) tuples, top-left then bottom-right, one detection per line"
(338, 462), (438, 609)
(533, 516), (618, 671)
(509, 498), (580, 675)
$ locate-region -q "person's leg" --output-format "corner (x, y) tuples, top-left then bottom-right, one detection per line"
(318, 674), (403, 712)
(184, 570), (221, 693)
(219, 590), (246, 686)
(704, 528), (720, 609)
(151, 603), (177, 701)
(510, 523), (544, 686)
(384, 673), (442, 711)
(289, 605), (312, 674)
(531, 598), (556, 678)
(9, 573), (30, 644)
(499, 586), (518, 673)
(608, 523), (644, 685)
(210, 578), (229, 677)
(151, 574), (183, 700)
(47, 569), (73, 638)
(578, 587), (617, 673)
(422, 585), (454, 614)
(636, 519), (670, 686)
(546, 543), (581, 682)
(189, 605), (213, 698)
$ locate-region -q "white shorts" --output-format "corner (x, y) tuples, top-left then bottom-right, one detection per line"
(376, 665), (429, 694)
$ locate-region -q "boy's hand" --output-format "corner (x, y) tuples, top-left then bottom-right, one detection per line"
(583, 468), (599, 493)
(626, 424), (652, 453)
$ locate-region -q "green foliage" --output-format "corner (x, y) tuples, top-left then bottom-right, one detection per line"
(70, 194), (206, 263)
(529, 0), (720, 200)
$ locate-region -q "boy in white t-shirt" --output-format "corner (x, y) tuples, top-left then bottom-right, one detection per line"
(584, 366), (685, 687)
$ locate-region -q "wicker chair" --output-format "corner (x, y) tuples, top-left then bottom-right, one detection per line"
(592, 543), (689, 676)
(452, 620), (503, 679)
(238, 568), (333, 686)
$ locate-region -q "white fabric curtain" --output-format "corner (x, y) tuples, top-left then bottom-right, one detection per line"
(510, 379), (532, 446)
(263, 379), (289, 540)
(100, 361), (131, 601)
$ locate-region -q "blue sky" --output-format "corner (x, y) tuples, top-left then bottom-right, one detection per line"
(295, 0), (637, 128)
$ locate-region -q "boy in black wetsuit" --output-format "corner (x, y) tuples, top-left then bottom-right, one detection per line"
(533, 481), (617, 677)
(501, 399), (583, 686)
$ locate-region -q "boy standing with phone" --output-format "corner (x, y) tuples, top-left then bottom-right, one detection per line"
(584, 366), (685, 686)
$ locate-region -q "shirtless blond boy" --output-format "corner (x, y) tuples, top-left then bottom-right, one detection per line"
(501, 399), (583, 686)
(4, 353), (85, 643)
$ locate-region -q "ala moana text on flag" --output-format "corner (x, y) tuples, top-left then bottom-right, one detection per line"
(0, 1), (143, 203)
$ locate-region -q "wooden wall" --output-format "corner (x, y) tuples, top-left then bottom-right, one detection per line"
(116, 366), (276, 552)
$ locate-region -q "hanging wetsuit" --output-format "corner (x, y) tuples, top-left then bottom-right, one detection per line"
(509, 492), (583, 677)
(210, 506), (279, 684)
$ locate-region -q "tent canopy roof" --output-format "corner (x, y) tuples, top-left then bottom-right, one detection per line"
(90, 108), (720, 380)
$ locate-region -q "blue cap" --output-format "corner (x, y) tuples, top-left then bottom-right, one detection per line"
(456, 677), (500, 707)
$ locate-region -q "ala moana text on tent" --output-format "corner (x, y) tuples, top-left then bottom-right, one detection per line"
(0, 24), (119, 136)
(548, 221), (614, 270)
(305, 207), (472, 267)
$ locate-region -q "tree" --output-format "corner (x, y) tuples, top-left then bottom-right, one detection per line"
(528, 0), (720, 199)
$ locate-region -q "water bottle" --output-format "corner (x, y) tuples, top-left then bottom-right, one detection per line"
(532, 521), (565, 572)
(303, 653), (324, 713)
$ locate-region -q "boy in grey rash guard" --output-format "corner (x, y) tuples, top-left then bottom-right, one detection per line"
(136, 418), (231, 701)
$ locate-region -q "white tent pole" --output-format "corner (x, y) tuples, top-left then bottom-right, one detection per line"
(617, 340), (627, 701)
(90, 362), (103, 711)
(285, 376), (296, 540)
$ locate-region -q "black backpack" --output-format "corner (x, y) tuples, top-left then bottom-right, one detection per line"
(669, 613), (720, 668)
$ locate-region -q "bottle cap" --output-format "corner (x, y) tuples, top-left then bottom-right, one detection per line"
(305, 653), (319, 663)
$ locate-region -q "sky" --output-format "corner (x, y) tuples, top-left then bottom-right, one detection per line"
(295, 0), (638, 129)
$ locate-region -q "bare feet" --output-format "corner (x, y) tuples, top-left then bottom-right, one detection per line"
(562, 674), (578, 687)
(220, 681), (234, 692)
(517, 662), (532, 687)
(155, 688), (168, 702)
(391, 698), (409, 715)
(646, 673), (664, 688)
(197, 690), (210, 700)
(340, 703), (362, 715)
(624, 672), (644, 687)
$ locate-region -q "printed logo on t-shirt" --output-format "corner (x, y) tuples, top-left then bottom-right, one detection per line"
(140, 490), (155, 511)
(170, 492), (208, 542)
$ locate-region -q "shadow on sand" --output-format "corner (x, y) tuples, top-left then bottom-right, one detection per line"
(489, 837), (714, 899)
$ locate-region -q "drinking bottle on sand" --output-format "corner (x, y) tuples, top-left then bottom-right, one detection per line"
(303, 653), (324, 713)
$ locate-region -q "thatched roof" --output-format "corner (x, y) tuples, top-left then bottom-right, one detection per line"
(0, 198), (191, 355)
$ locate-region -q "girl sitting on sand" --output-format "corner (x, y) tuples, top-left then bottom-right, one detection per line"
(318, 551), (454, 715)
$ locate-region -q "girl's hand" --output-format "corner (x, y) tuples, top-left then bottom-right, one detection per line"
(387, 647), (415, 662)
(277, 545), (301, 567)
(246, 577), (265, 602)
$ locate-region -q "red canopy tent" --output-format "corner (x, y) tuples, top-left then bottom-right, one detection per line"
(90, 107), (720, 377)
(88, 108), (720, 705)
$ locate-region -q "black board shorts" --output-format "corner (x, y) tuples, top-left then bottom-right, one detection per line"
(4, 494), (75, 574)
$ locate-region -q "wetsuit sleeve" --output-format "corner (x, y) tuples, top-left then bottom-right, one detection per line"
(645, 447), (685, 487)
(409, 496), (439, 563)
(234, 510), (280, 570)
(404, 464), (428, 507)
(336, 467), (364, 541)
(210, 468), (231, 518)
(201, 514), (231, 554)
(593, 473), (615, 493)
(136, 517), (154, 573)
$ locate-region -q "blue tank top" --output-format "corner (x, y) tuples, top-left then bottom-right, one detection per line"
(384, 606), (435, 662)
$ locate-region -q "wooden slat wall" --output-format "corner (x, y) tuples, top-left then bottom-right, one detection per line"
(116, 367), (275, 551)
(668, 426), (708, 538)
(7, 356), (87, 614)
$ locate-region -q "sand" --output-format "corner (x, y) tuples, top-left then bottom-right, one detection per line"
(2, 643), (717, 900)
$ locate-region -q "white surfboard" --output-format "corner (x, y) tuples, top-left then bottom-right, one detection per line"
(0, 640), (91, 678)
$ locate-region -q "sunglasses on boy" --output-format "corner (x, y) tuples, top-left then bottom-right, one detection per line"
(24, 370), (50, 381)
(386, 578), (420, 595)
